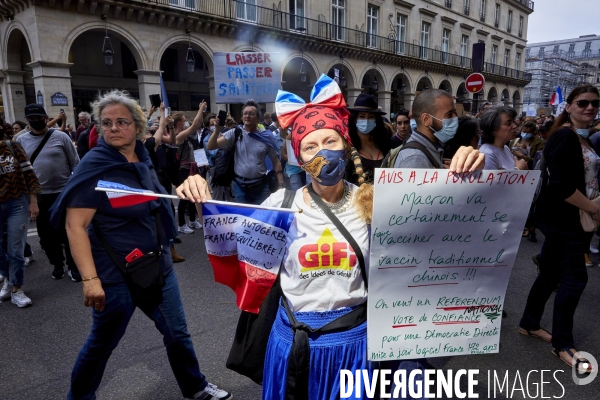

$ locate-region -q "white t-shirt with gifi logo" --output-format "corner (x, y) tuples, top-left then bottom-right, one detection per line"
(263, 183), (369, 312)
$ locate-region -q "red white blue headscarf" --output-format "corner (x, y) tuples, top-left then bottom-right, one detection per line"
(275, 74), (351, 163)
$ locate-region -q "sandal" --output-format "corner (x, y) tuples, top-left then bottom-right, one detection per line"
(522, 229), (530, 237)
(518, 327), (552, 343)
(552, 348), (594, 373)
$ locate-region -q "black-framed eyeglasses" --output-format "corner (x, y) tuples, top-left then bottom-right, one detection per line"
(575, 99), (600, 109)
(100, 119), (133, 131)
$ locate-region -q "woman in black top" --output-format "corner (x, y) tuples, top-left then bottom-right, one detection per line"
(520, 84), (600, 373)
(345, 94), (391, 185)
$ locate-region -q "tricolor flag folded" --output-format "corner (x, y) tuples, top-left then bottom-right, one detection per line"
(97, 180), (158, 208)
(202, 202), (295, 313)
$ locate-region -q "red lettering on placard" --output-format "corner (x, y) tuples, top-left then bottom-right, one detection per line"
(256, 67), (263, 78)
(408, 170), (417, 183)
(265, 67), (272, 77)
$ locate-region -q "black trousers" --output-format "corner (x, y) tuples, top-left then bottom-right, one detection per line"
(177, 169), (196, 227)
(37, 192), (76, 271)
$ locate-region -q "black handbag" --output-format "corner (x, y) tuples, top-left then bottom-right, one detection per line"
(93, 213), (166, 312)
(225, 189), (295, 384)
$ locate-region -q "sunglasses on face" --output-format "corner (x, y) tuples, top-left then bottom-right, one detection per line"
(574, 99), (600, 109)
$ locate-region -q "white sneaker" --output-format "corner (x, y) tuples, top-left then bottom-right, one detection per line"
(193, 382), (232, 399)
(24, 256), (34, 266)
(11, 289), (32, 308)
(178, 224), (195, 234)
(189, 219), (203, 230)
(0, 276), (10, 301)
(590, 242), (599, 254)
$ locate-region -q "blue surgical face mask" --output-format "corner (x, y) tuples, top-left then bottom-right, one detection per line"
(576, 128), (590, 138)
(521, 133), (533, 140)
(428, 115), (459, 143)
(356, 119), (376, 134)
(409, 119), (418, 132)
(301, 149), (346, 186)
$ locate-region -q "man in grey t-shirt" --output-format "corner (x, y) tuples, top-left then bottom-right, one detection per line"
(207, 100), (283, 205)
(17, 104), (80, 281)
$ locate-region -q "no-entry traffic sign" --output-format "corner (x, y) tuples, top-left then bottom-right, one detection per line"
(465, 73), (485, 93)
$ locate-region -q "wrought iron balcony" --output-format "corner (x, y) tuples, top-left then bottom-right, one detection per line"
(480, 13), (486, 22)
(494, 19), (499, 28)
(518, 30), (523, 38)
(464, 6), (469, 15)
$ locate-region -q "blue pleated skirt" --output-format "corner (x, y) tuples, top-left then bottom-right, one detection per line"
(262, 302), (427, 400)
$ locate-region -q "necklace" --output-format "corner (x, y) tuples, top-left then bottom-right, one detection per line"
(310, 182), (352, 214)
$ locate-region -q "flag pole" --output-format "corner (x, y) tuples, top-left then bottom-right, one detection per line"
(95, 187), (297, 213)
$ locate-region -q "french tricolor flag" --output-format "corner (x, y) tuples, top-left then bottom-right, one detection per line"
(549, 86), (563, 106)
(202, 202), (295, 313)
(97, 180), (158, 208)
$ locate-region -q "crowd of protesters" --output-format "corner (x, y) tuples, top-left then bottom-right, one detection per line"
(0, 79), (598, 398)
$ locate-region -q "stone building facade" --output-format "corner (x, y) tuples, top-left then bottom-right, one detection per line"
(0, 0), (532, 123)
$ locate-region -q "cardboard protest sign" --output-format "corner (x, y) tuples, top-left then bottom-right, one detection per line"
(214, 52), (281, 104)
(367, 169), (540, 360)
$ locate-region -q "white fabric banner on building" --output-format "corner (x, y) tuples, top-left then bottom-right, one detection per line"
(214, 52), (282, 104)
(367, 168), (539, 361)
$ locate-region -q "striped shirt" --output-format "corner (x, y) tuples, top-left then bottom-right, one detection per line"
(0, 140), (42, 202)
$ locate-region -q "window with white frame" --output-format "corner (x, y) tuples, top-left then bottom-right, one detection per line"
(464, 0), (470, 14)
(516, 52), (521, 70)
(442, 29), (451, 63)
(396, 13), (407, 54)
(367, 5), (379, 48)
(289, 0), (305, 31)
(236, 0), (257, 22)
(460, 34), (469, 66)
(332, 0), (345, 41)
(518, 16), (523, 35)
(491, 44), (498, 64)
(504, 49), (510, 67)
(507, 10), (512, 31)
(480, 0), (486, 20)
(421, 21), (431, 59)
(494, 3), (500, 26)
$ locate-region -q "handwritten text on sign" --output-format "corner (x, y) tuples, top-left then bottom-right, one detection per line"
(367, 169), (540, 360)
(214, 52), (282, 104)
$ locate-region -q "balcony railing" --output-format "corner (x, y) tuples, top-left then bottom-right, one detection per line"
(136, 0), (531, 82)
(464, 6), (469, 15)
(445, 0), (452, 8)
(509, 0), (535, 11)
(480, 13), (485, 22)
(484, 62), (532, 81)
(518, 30), (522, 38)
(506, 26), (511, 33)
(494, 19), (499, 28)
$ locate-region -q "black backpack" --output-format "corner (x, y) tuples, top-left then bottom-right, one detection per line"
(212, 127), (242, 187)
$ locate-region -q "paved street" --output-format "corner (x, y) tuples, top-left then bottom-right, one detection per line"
(1, 225), (599, 399)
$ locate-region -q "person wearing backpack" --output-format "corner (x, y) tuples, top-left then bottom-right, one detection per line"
(391, 89), (484, 170)
(0, 125), (41, 307)
(17, 104), (81, 281)
(206, 100), (283, 205)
